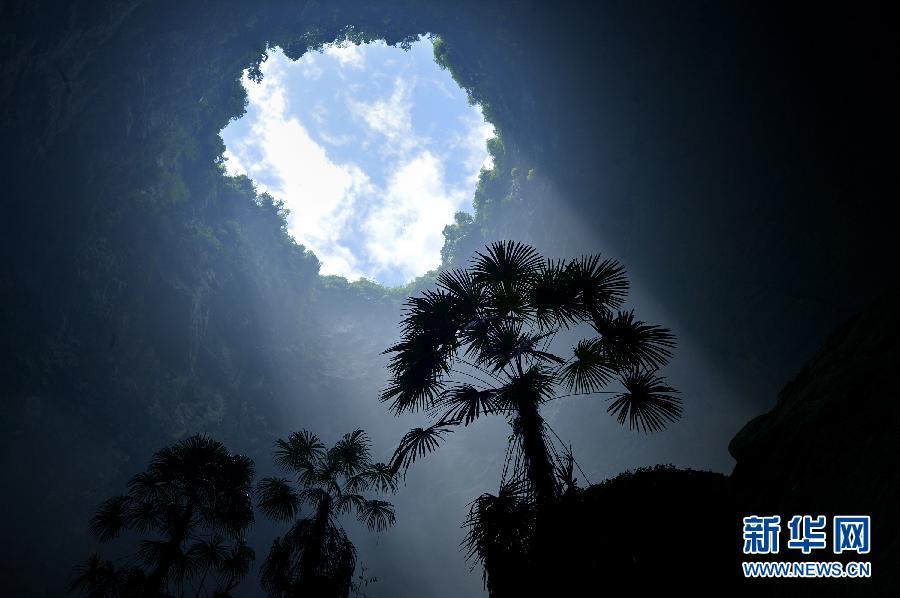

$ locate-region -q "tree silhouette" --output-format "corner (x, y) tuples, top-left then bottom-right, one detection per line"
(380, 240), (680, 540)
(70, 435), (255, 597)
(256, 430), (397, 598)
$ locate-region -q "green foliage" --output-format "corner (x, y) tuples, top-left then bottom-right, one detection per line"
(71, 435), (255, 597)
(256, 430), (397, 598)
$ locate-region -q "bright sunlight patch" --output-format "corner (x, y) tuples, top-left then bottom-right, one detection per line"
(221, 37), (494, 286)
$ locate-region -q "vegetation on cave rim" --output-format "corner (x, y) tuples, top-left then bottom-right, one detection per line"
(256, 429), (397, 598)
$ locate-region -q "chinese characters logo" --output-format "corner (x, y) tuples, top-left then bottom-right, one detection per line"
(742, 514), (870, 555)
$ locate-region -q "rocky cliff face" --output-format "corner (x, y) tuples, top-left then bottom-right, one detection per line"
(504, 290), (899, 596)
(729, 287), (900, 595)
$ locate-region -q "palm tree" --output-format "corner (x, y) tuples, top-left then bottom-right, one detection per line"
(256, 429), (397, 598)
(70, 435), (256, 597)
(382, 240), (681, 508)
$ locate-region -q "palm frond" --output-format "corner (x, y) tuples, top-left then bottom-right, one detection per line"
(187, 536), (228, 570)
(127, 471), (165, 503)
(259, 536), (295, 597)
(218, 540), (254, 591)
(330, 429), (371, 476)
(529, 259), (582, 329)
(123, 499), (161, 534)
(170, 541), (198, 587)
(436, 268), (483, 322)
(559, 338), (615, 393)
(380, 334), (450, 414)
(593, 310), (676, 369)
(567, 254), (629, 316)
(485, 280), (532, 319)
(297, 487), (331, 512)
(255, 477), (300, 522)
(273, 430), (325, 473)
(476, 320), (563, 372)
(458, 313), (515, 363)
(343, 471), (370, 494)
(431, 384), (501, 425)
(220, 453), (256, 491)
(607, 369), (682, 432)
(335, 493), (367, 516)
(150, 434), (230, 488)
(462, 479), (534, 565)
(204, 488), (254, 541)
(400, 289), (463, 342)
(359, 500), (396, 532)
(389, 423), (455, 475)
(136, 539), (170, 569)
(478, 319), (524, 371)
(68, 553), (126, 595)
(90, 496), (131, 541)
(364, 462), (399, 494)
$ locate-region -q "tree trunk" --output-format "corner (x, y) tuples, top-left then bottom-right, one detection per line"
(147, 505), (193, 594)
(516, 393), (557, 506)
(300, 495), (331, 589)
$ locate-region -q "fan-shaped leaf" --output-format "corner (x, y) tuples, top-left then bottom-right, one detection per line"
(364, 462), (399, 494)
(274, 430), (325, 473)
(187, 536), (228, 570)
(90, 496), (131, 541)
(297, 487), (331, 512)
(471, 241), (542, 288)
(567, 254), (629, 316)
(593, 310), (676, 369)
(530, 259), (581, 329)
(219, 540), (255, 590)
(380, 334), (450, 414)
(607, 369), (682, 432)
(559, 338), (616, 393)
(124, 499), (162, 534)
(436, 268), (483, 323)
(463, 479), (534, 565)
(389, 424), (455, 474)
(359, 500), (396, 532)
(331, 429), (371, 476)
(335, 493), (367, 516)
(432, 384), (501, 425)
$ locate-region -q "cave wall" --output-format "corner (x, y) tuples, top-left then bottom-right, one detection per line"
(1, 1), (897, 595)
(729, 287), (900, 595)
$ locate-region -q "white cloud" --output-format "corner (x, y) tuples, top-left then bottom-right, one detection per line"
(222, 43), (492, 285)
(233, 56), (372, 280)
(317, 130), (356, 147)
(296, 52), (325, 81)
(347, 76), (418, 157)
(364, 152), (467, 280)
(308, 101), (328, 126)
(222, 148), (247, 177)
(460, 106), (496, 186)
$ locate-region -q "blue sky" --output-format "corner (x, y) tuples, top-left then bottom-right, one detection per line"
(221, 37), (494, 286)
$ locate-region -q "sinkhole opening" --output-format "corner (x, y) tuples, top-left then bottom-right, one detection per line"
(221, 35), (494, 287)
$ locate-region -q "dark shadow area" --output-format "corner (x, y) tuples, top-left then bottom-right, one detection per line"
(482, 288), (899, 597)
